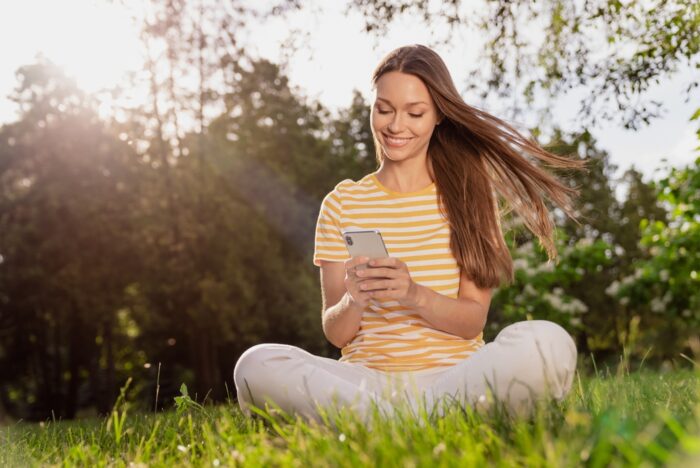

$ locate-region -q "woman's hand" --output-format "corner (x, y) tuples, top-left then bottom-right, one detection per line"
(354, 256), (421, 307)
(343, 256), (374, 309)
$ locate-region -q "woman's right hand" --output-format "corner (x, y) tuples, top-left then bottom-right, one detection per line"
(344, 256), (373, 308)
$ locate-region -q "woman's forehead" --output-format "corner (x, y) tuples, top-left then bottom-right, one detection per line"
(373, 73), (431, 105)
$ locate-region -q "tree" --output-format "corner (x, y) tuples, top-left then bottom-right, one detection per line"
(612, 123), (700, 362)
(343, 0), (700, 130)
(0, 57), (143, 418)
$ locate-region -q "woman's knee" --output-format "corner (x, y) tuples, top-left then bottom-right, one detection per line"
(530, 320), (577, 366)
(233, 343), (291, 385)
(497, 320), (578, 397)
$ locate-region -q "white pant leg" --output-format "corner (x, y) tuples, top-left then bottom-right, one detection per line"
(233, 343), (393, 424)
(425, 320), (578, 417)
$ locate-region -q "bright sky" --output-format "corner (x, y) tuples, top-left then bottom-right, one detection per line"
(1, 0), (697, 201)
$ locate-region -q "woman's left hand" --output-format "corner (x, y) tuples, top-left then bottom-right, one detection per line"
(355, 256), (421, 307)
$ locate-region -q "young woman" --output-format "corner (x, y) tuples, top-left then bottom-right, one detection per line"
(234, 44), (586, 424)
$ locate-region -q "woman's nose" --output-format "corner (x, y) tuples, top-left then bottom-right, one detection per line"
(387, 113), (405, 133)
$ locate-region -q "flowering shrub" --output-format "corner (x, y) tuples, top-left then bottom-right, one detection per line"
(609, 155), (700, 353)
(491, 227), (614, 334)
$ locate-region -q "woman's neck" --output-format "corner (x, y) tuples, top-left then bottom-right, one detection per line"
(375, 159), (434, 193)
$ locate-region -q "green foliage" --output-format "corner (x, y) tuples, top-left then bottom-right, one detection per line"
(611, 152), (700, 357)
(0, 369), (698, 466)
(346, 0), (700, 129)
(173, 384), (204, 415)
(491, 226), (614, 338)
(0, 56), (145, 418)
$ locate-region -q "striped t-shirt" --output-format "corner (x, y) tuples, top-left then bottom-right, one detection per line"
(313, 172), (485, 372)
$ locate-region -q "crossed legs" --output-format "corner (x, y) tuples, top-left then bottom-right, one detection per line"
(233, 320), (578, 424)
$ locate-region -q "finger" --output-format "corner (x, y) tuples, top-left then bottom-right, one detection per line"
(348, 256), (369, 265)
(345, 256), (369, 272)
(368, 257), (399, 268)
(360, 279), (393, 291)
(356, 267), (396, 278)
(368, 289), (397, 300)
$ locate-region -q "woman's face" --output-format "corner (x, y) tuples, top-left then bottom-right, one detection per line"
(370, 71), (441, 163)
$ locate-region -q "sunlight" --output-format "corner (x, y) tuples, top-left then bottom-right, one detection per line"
(0, 0), (142, 111)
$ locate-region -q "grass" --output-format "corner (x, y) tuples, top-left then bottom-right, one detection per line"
(1, 364), (699, 467)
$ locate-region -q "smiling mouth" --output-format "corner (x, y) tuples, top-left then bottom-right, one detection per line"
(383, 133), (413, 146)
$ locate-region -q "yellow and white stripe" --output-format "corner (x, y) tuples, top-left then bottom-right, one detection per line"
(313, 173), (485, 371)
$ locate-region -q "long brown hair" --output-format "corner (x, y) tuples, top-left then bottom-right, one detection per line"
(371, 44), (587, 289)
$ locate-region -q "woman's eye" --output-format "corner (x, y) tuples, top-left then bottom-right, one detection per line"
(375, 109), (423, 118)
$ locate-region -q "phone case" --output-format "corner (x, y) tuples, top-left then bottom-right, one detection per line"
(342, 230), (389, 267)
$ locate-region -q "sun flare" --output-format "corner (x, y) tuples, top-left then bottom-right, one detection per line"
(1, 0), (142, 95)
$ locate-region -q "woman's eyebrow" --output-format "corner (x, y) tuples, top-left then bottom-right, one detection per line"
(376, 97), (427, 106)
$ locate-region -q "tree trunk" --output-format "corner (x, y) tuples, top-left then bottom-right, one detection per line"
(104, 320), (116, 411)
(64, 309), (82, 419)
(193, 325), (221, 403)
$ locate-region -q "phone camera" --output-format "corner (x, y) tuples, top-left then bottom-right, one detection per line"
(345, 235), (353, 246)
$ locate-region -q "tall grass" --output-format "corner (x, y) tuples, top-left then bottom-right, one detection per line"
(1, 362), (699, 467)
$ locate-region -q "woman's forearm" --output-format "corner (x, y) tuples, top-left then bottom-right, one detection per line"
(409, 284), (488, 340)
(322, 292), (365, 348)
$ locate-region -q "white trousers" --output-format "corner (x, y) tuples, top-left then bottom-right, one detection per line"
(233, 320), (578, 424)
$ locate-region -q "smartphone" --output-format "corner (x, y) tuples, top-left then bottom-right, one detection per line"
(342, 229), (389, 270)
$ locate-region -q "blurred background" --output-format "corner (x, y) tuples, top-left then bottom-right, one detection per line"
(0, 0), (698, 421)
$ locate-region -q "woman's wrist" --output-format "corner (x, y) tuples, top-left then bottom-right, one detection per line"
(344, 290), (368, 312)
(400, 282), (435, 311)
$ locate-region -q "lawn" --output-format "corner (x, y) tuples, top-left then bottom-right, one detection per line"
(1, 364), (699, 467)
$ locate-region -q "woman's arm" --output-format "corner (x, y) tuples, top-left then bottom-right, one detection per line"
(322, 291), (365, 348)
(409, 271), (492, 340)
(358, 258), (492, 340)
(319, 259), (369, 348)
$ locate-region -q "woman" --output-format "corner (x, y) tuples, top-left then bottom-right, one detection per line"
(234, 44), (585, 425)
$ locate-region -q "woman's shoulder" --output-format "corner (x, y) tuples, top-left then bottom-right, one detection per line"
(328, 174), (375, 197)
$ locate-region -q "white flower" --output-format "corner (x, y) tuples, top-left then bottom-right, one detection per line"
(620, 297), (630, 306)
(517, 241), (534, 254)
(620, 275), (635, 286)
(605, 281), (620, 297)
(524, 284), (538, 296)
(659, 270), (669, 282)
(577, 237), (594, 247)
(544, 292), (564, 310)
(513, 258), (529, 271)
(568, 298), (588, 314)
(650, 297), (665, 313)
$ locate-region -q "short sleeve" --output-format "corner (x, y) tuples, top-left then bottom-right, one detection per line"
(313, 186), (351, 266)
